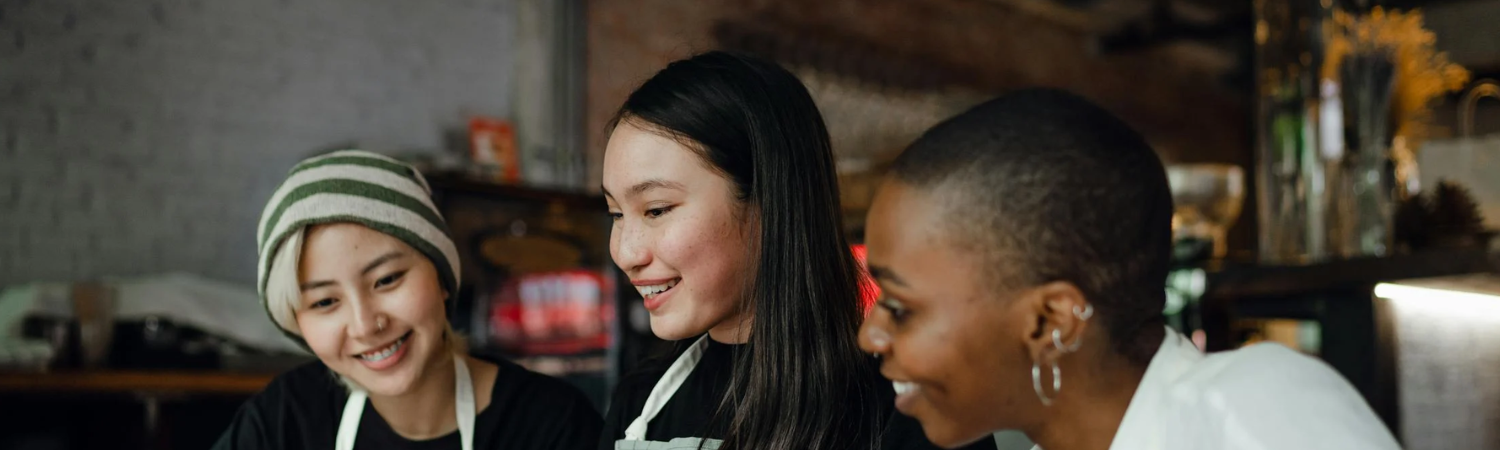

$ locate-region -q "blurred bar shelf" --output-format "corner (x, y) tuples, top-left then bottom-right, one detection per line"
(1203, 248), (1500, 300)
(1187, 247), (1500, 444)
(0, 371), (273, 395)
(425, 172), (603, 208)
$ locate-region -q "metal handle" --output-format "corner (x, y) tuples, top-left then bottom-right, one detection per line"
(1460, 79), (1500, 138)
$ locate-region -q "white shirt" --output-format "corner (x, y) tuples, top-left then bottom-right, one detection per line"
(1107, 328), (1402, 450)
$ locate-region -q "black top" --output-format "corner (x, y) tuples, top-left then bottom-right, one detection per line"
(213, 357), (601, 450)
(598, 337), (997, 450)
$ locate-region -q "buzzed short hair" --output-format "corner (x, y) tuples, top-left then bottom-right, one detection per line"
(890, 88), (1173, 362)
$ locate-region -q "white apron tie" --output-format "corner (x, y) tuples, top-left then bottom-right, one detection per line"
(334, 356), (476, 450)
(616, 335), (721, 450)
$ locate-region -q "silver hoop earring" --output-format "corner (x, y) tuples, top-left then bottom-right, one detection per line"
(1031, 360), (1062, 406)
(1032, 363), (1052, 406)
(1053, 328), (1084, 353)
(1073, 304), (1094, 320)
(1053, 362), (1062, 393)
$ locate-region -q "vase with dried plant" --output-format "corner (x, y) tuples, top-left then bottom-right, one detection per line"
(1253, 4), (1470, 263)
(1322, 7), (1471, 197)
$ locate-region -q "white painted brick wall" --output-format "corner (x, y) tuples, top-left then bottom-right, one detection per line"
(0, 0), (517, 286)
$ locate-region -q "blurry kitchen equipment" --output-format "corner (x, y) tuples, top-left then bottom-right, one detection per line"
(19, 317), (74, 369)
(475, 207), (586, 275)
(1167, 164), (1245, 260)
(486, 270), (611, 355)
(426, 176), (620, 409)
(0, 340), (55, 372)
(71, 282), (115, 369)
(0, 274), (307, 358)
(109, 316), (220, 370)
(1254, 0), (1333, 264)
(1418, 80), (1500, 231)
(1328, 51), (1397, 259)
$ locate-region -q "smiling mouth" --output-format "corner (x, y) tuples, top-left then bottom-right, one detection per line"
(354, 330), (412, 362)
(893, 380), (919, 396)
(636, 278), (679, 299)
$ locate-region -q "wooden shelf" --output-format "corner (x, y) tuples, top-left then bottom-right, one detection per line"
(425, 173), (602, 209)
(1204, 248), (1500, 300)
(0, 371), (274, 395)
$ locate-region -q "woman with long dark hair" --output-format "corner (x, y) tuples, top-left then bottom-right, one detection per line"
(598, 51), (954, 450)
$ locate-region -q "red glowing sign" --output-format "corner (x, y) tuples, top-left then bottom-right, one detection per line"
(851, 244), (880, 315)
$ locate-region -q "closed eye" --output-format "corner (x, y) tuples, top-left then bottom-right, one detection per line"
(645, 206), (673, 218)
(374, 271), (406, 289)
(877, 297), (908, 321)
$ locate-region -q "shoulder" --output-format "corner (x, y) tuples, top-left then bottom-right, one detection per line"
(213, 360), (342, 450)
(250, 359), (345, 409)
(605, 344), (686, 415)
(485, 357), (597, 409)
(615, 359), (672, 398)
(474, 357), (602, 449)
(1170, 343), (1399, 448)
(1185, 342), (1346, 388)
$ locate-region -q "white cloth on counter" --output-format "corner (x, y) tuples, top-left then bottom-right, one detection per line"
(0, 272), (306, 355)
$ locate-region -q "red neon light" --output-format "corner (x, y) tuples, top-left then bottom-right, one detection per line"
(851, 244), (880, 315)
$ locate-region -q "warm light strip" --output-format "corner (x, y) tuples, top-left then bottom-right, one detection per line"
(1375, 283), (1500, 315)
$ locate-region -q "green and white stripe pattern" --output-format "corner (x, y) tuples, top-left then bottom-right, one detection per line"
(256, 150), (461, 304)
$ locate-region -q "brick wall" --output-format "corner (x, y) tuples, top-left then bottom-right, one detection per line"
(583, 0), (741, 192)
(0, 0), (516, 286)
(583, 0), (1252, 242)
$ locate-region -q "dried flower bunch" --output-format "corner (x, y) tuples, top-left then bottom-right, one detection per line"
(1322, 8), (1470, 150)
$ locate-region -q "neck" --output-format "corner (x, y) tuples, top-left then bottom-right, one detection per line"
(367, 352), (460, 440)
(1026, 351), (1148, 450)
(707, 313), (753, 344)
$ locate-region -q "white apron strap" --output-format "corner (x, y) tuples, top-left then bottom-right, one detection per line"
(333, 356), (478, 450)
(622, 335), (712, 441)
(335, 389), (367, 450)
(455, 356), (477, 450)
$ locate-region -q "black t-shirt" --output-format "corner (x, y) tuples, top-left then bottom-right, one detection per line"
(598, 337), (997, 450)
(213, 357), (601, 450)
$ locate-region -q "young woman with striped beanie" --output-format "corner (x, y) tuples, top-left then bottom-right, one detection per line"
(213, 149), (602, 450)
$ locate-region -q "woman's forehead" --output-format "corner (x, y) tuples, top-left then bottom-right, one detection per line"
(603, 124), (732, 202)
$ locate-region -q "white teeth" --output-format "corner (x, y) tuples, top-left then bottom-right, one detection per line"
(893, 381), (918, 396)
(358, 334), (407, 362)
(636, 279), (679, 298)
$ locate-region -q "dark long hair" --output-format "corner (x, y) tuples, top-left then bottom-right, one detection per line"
(612, 51), (882, 450)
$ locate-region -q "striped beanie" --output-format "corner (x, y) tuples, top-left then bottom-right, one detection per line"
(256, 150), (461, 314)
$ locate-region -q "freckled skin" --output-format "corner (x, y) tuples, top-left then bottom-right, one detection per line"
(296, 223), (451, 397)
(604, 122), (759, 342)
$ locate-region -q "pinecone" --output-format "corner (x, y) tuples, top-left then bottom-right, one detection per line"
(1432, 181), (1486, 233)
(1428, 180), (1488, 248)
(1394, 193), (1431, 250)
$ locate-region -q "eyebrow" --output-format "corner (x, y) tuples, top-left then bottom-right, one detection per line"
(866, 264), (909, 288)
(602, 179), (686, 200)
(299, 280), (334, 292)
(361, 251), (406, 275)
(299, 250), (406, 292)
